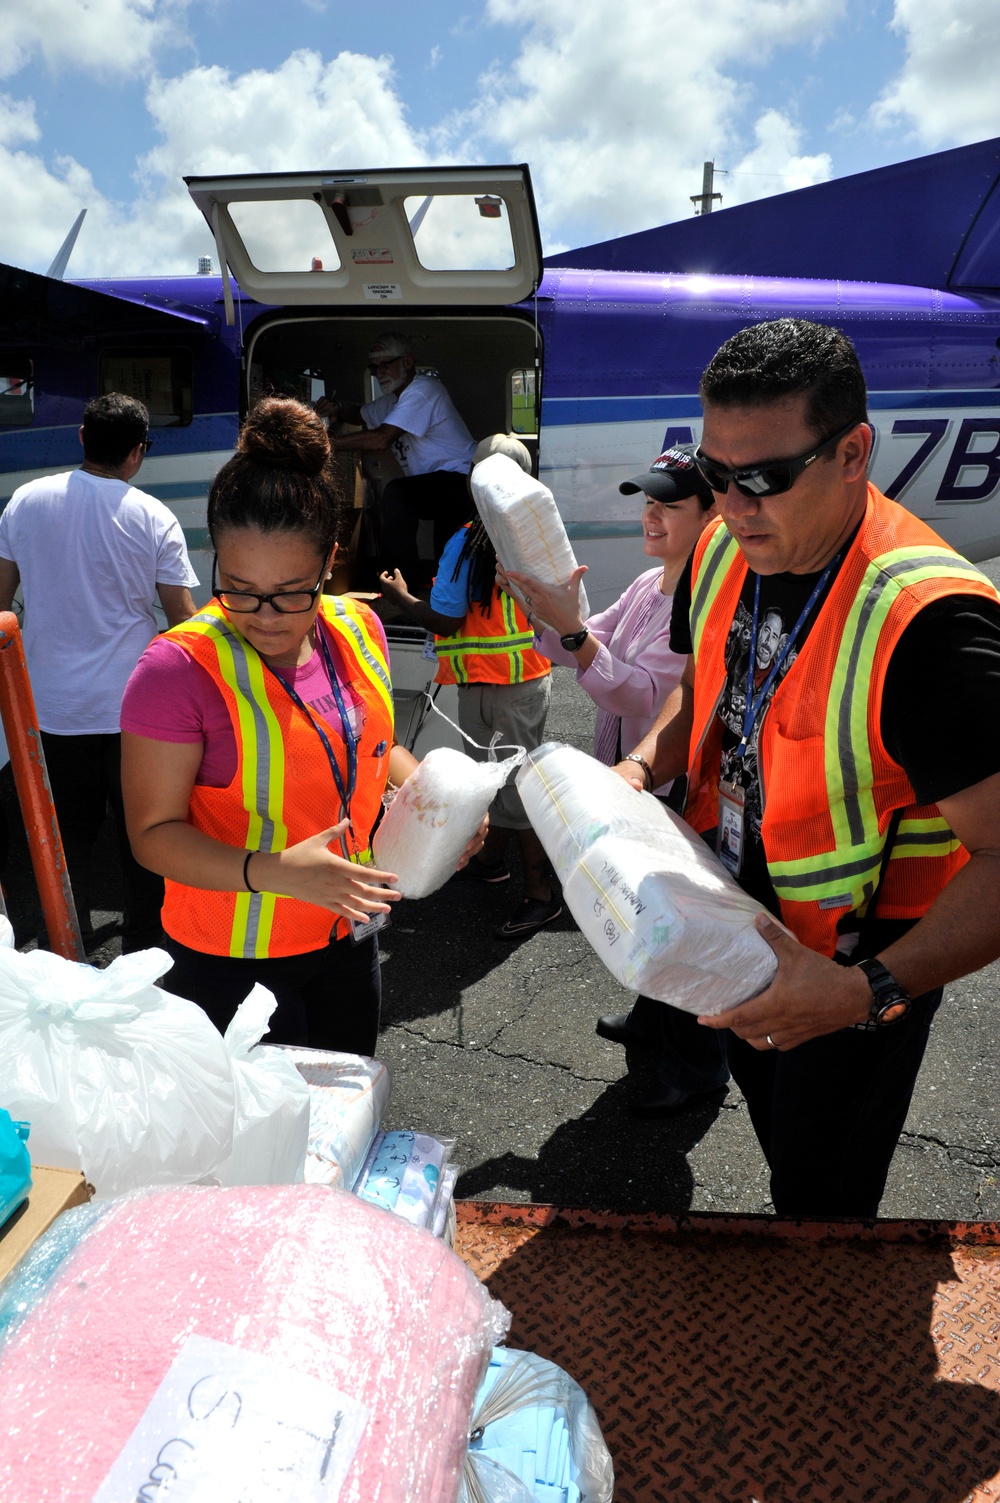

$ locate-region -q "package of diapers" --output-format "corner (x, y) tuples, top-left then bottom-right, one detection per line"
(471, 453), (590, 621)
(374, 745), (525, 899)
(516, 743), (778, 1015)
(0, 1184), (509, 1503)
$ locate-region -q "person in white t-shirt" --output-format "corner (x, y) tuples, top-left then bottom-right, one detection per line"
(319, 333), (476, 588)
(0, 392), (199, 951)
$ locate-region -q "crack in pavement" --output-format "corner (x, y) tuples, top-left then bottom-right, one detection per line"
(899, 1128), (1000, 1170)
(383, 1019), (624, 1086)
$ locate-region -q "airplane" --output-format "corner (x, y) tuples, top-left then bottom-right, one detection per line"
(1, 136), (1000, 621)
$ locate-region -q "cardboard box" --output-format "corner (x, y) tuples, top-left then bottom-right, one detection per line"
(0, 1165), (92, 1283)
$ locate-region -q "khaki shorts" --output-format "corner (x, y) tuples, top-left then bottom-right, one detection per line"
(456, 675), (552, 829)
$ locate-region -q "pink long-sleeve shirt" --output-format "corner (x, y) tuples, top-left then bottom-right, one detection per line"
(535, 566), (684, 793)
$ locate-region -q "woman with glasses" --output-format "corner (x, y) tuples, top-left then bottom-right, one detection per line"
(498, 448), (729, 1118)
(121, 396), (484, 1053)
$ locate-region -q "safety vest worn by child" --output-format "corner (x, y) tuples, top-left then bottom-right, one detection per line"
(433, 527), (550, 687)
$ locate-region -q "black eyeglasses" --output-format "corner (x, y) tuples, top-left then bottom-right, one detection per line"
(141, 438), (153, 453)
(370, 356), (402, 373)
(694, 418), (865, 499)
(212, 556), (327, 614)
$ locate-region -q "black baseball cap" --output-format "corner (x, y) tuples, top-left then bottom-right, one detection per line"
(619, 447), (713, 504)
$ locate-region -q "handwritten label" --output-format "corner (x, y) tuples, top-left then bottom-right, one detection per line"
(362, 281), (403, 301)
(91, 1334), (369, 1503)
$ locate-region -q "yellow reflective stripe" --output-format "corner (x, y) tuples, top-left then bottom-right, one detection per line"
(502, 593), (523, 684)
(891, 815), (962, 859)
(690, 524), (740, 659)
(324, 596), (395, 732)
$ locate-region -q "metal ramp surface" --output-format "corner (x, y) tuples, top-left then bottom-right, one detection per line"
(456, 1203), (1000, 1503)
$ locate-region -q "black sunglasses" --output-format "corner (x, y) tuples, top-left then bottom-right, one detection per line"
(141, 437), (153, 453)
(694, 418), (865, 499)
(212, 555), (327, 614)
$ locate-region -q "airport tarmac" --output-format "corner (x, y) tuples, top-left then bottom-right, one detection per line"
(1, 580), (997, 1223)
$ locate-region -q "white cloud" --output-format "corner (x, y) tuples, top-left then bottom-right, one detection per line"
(448, 0), (845, 245)
(722, 109), (832, 207)
(873, 0), (1000, 146)
(0, 0), (188, 81)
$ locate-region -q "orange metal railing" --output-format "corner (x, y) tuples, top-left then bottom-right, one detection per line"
(0, 612), (82, 959)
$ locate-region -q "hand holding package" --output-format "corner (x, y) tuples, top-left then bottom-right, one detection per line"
(517, 743), (777, 1015)
(0, 946), (235, 1197)
(374, 745), (524, 899)
(471, 453), (590, 621)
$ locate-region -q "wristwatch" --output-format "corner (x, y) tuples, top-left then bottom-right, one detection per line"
(854, 957), (912, 1029)
(623, 753), (654, 791)
(560, 626), (590, 651)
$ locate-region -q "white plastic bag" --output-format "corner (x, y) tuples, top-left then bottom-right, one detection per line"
(275, 1047), (391, 1187)
(214, 985), (311, 1186)
(0, 946), (235, 1198)
(517, 743), (777, 1015)
(471, 453), (590, 621)
(462, 1347), (614, 1503)
(374, 745), (525, 899)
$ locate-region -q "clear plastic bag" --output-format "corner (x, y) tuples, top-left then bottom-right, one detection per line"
(462, 1347), (614, 1503)
(517, 743), (777, 1015)
(354, 1130), (459, 1237)
(0, 946), (235, 1197)
(214, 985), (311, 1186)
(374, 745), (524, 899)
(471, 454), (590, 622)
(275, 1048), (391, 1187)
(0, 1184), (510, 1503)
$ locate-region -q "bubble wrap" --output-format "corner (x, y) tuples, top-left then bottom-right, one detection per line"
(470, 454), (590, 621)
(374, 746), (524, 899)
(517, 743), (777, 1015)
(0, 1184), (509, 1503)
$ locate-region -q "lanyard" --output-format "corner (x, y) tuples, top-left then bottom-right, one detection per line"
(262, 622), (359, 854)
(736, 553), (840, 758)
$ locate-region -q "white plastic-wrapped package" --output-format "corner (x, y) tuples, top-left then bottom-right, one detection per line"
(276, 1047), (392, 1187)
(374, 745), (525, 899)
(214, 985), (311, 1187)
(0, 946), (235, 1197)
(462, 1347), (614, 1503)
(0, 1185), (509, 1503)
(517, 743), (777, 1015)
(471, 453), (590, 621)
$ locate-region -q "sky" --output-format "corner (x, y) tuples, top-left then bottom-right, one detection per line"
(1, 0), (999, 278)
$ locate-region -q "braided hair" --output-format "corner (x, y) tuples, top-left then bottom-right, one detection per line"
(452, 516), (500, 612)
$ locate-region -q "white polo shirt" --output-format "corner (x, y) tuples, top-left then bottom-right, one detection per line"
(361, 373), (476, 477)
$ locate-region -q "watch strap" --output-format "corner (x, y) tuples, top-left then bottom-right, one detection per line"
(560, 627), (590, 651)
(623, 753), (653, 791)
(854, 956), (912, 1029)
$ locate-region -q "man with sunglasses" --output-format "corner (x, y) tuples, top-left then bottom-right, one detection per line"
(0, 392), (198, 952)
(318, 332), (476, 588)
(615, 317), (1000, 1218)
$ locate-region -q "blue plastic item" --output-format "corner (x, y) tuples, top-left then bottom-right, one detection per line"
(0, 1109), (31, 1233)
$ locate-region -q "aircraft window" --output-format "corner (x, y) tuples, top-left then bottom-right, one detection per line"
(509, 368), (537, 437)
(0, 359), (34, 426)
(404, 194), (516, 272)
(228, 199), (342, 273)
(100, 349), (193, 427)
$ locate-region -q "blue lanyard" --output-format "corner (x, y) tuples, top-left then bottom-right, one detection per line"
(736, 553), (840, 757)
(262, 622), (359, 852)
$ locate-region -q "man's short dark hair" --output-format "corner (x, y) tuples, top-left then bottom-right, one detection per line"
(699, 319), (868, 441)
(81, 393), (149, 467)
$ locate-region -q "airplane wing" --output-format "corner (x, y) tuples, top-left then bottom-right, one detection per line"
(0, 261), (220, 345)
(544, 135), (1000, 292)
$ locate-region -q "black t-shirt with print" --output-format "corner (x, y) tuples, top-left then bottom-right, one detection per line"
(669, 546), (1000, 929)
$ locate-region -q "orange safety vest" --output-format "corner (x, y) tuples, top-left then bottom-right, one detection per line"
(162, 595), (394, 959)
(684, 486), (999, 956)
(433, 529), (550, 686)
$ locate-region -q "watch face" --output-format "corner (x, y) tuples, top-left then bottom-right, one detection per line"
(878, 998), (910, 1026)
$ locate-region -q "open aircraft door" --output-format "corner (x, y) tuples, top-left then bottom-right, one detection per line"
(185, 165), (543, 320)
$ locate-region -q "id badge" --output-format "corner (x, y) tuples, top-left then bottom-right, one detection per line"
(716, 778), (745, 878)
(350, 907), (390, 944)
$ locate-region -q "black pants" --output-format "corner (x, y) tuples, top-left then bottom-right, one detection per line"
(628, 994), (730, 1093)
(41, 731), (164, 953)
(381, 471), (473, 585)
(726, 987), (943, 1219)
(162, 930), (382, 1055)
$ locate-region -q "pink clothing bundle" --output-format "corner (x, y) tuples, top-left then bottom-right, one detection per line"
(0, 1184), (507, 1502)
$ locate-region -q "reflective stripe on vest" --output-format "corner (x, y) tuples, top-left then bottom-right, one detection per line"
(434, 588), (548, 686)
(765, 546), (989, 911)
(689, 522), (742, 661)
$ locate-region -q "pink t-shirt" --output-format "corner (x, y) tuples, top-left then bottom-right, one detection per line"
(121, 616), (384, 787)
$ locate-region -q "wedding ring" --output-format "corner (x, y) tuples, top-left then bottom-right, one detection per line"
(766, 1033), (777, 1049)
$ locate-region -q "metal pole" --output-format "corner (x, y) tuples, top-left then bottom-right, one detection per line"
(691, 161), (724, 215)
(0, 612), (83, 959)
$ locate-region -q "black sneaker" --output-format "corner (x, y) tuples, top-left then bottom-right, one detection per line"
(460, 857), (511, 885)
(495, 895), (563, 940)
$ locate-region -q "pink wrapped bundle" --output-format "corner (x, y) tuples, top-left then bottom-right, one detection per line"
(0, 1184), (508, 1503)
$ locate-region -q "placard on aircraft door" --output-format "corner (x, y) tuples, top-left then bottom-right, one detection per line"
(185, 166), (542, 318)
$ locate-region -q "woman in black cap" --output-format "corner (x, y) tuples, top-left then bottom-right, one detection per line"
(499, 448), (728, 1118)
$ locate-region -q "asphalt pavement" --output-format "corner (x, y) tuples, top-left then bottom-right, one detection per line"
(2, 591), (998, 1222)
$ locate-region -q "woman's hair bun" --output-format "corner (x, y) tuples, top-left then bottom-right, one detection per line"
(238, 396), (330, 477)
